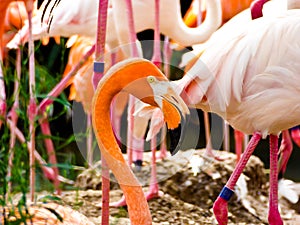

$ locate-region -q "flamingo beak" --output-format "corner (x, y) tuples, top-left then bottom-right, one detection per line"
(146, 76), (190, 155)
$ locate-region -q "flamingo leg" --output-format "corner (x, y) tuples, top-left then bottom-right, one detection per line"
(213, 132), (262, 225)
(0, 64), (6, 129)
(93, 0), (109, 224)
(132, 137), (144, 171)
(204, 112), (224, 161)
(158, 25), (171, 160)
(6, 118), (69, 183)
(290, 126), (300, 147)
(278, 130), (293, 176)
(127, 96), (136, 167)
(145, 135), (163, 200)
(38, 116), (61, 194)
(159, 125), (167, 159)
(110, 0), (142, 208)
(268, 134), (283, 225)
(38, 45), (95, 112)
(125, 0), (143, 169)
(6, 47), (21, 198)
(36, 44), (95, 196)
(243, 134), (249, 152)
(5, 48), (62, 193)
(151, 0), (161, 68)
(223, 121), (230, 152)
(26, 0), (37, 202)
(234, 129), (244, 163)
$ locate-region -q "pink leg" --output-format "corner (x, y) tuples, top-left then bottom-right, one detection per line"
(213, 132), (262, 225)
(132, 136), (144, 171)
(234, 130), (244, 163)
(278, 130), (292, 175)
(109, 0), (144, 210)
(204, 112), (224, 161)
(39, 117), (61, 194)
(158, 37), (172, 160)
(7, 105), (18, 198)
(268, 134), (283, 225)
(94, 0), (109, 223)
(6, 48), (21, 198)
(26, 0), (37, 202)
(159, 125), (167, 159)
(151, 0), (162, 68)
(39, 45), (95, 112)
(6, 118), (61, 182)
(0, 64), (6, 129)
(145, 135), (163, 200)
(291, 126), (300, 147)
(124, 0), (140, 167)
(223, 121), (230, 152)
(127, 96), (137, 167)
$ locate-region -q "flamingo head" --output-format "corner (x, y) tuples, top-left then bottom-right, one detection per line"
(114, 58), (190, 155)
(145, 75), (190, 155)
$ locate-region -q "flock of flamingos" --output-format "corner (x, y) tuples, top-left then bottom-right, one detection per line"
(1, 0), (300, 224)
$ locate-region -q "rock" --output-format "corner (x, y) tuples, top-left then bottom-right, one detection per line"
(70, 149), (298, 224)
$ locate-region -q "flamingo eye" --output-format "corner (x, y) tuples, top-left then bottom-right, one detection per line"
(147, 76), (156, 83)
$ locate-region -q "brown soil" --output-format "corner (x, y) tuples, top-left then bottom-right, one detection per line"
(60, 149), (300, 224)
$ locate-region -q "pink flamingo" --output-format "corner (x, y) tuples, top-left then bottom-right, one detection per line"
(0, 0), (42, 201)
(8, 0), (222, 56)
(143, 5), (300, 224)
(192, 9), (299, 225)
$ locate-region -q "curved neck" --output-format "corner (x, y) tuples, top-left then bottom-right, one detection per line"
(163, 0), (222, 46)
(92, 59), (164, 224)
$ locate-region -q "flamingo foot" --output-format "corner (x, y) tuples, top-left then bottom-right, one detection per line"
(268, 208), (283, 225)
(158, 148), (167, 159)
(108, 186), (163, 208)
(145, 189), (163, 201)
(213, 196), (229, 225)
(204, 148), (226, 161)
(109, 195), (127, 207)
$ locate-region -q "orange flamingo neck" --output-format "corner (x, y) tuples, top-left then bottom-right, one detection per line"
(92, 58), (166, 225)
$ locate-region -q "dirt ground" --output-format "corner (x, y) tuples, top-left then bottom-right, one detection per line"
(59, 149), (300, 224)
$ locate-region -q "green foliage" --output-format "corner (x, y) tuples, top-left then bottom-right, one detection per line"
(0, 38), (82, 223)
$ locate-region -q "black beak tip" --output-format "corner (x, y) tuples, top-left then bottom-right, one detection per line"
(167, 124), (183, 156)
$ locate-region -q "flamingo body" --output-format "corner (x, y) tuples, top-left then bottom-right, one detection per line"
(1, 203), (95, 224)
(8, 0), (221, 52)
(174, 9), (300, 225)
(180, 10), (300, 137)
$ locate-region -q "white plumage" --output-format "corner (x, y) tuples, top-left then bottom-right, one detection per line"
(178, 10), (300, 137)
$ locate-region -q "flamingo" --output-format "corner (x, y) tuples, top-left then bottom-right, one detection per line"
(1, 0), (64, 198)
(138, 5), (300, 224)
(181, 0), (300, 161)
(7, 0), (222, 55)
(92, 57), (189, 224)
(177, 10), (300, 225)
(0, 0), (42, 201)
(181, 0), (256, 158)
(0, 202), (95, 224)
(2, 2), (74, 197)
